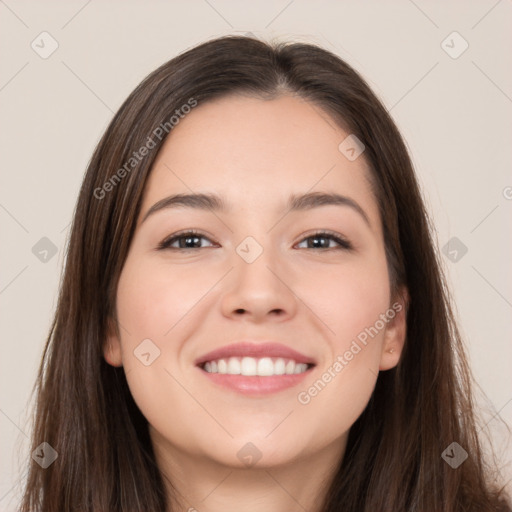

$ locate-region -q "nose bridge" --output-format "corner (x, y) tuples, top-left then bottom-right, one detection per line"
(234, 233), (281, 292)
(220, 232), (298, 320)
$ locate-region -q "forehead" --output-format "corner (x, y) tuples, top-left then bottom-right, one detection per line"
(140, 94), (379, 225)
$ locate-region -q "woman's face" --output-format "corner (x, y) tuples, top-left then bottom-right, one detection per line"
(105, 94), (407, 470)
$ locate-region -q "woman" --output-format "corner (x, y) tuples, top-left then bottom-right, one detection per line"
(20, 35), (511, 511)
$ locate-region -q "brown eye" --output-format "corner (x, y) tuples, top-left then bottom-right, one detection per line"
(296, 231), (353, 250)
(157, 230), (215, 251)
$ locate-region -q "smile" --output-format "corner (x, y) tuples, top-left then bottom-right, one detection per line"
(201, 357), (313, 376)
(195, 341), (316, 395)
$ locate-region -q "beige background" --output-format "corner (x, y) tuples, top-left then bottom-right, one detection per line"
(1, 0), (511, 508)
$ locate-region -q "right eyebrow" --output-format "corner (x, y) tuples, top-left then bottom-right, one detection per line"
(141, 193), (227, 224)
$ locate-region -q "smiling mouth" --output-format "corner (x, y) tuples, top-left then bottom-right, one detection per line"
(199, 356), (315, 376)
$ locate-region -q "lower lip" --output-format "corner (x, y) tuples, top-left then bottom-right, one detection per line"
(198, 366), (314, 395)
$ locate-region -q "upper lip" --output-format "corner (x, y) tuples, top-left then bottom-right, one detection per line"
(195, 342), (317, 367)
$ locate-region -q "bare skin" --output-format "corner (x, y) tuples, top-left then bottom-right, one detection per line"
(104, 93), (408, 512)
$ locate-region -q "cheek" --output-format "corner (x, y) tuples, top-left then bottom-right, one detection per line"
(114, 258), (200, 386)
(294, 255), (390, 433)
(116, 259), (211, 346)
(114, 260), (210, 445)
(303, 254), (390, 348)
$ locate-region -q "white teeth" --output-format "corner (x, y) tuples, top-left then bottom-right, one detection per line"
(241, 357), (257, 376)
(227, 357), (241, 374)
(274, 358), (286, 375)
(202, 357), (310, 376)
(257, 357), (274, 376)
(294, 363), (306, 374)
(218, 359), (227, 374)
(285, 360), (295, 375)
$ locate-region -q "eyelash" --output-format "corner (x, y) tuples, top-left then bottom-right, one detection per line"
(157, 229), (353, 252)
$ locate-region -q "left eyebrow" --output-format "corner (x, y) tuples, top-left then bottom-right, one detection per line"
(140, 191), (371, 228)
(287, 191), (371, 227)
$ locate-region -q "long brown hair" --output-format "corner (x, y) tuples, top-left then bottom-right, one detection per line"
(19, 34), (511, 511)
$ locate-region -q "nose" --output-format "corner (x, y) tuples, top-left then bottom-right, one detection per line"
(220, 244), (299, 323)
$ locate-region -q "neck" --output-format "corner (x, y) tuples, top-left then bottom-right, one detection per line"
(150, 429), (347, 512)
